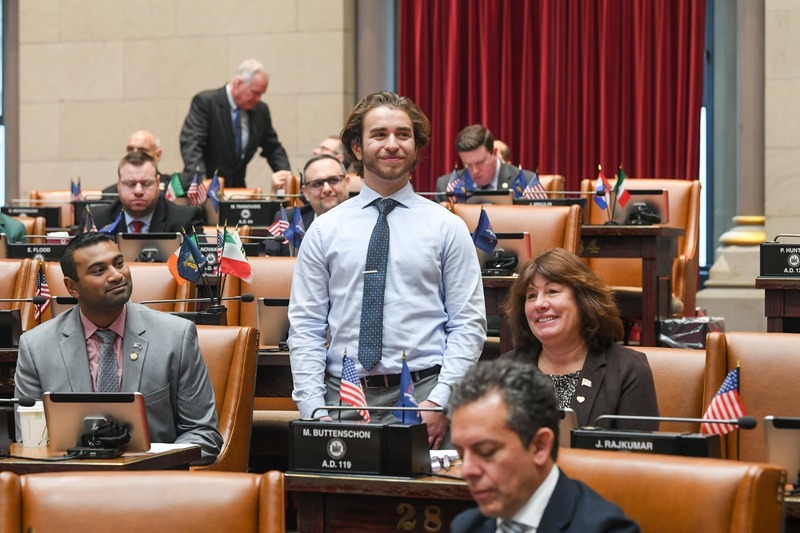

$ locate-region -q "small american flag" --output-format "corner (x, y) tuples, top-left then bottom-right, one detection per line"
(214, 226), (223, 274)
(267, 205), (290, 237)
(522, 172), (548, 200)
(701, 367), (746, 435)
(340, 355), (370, 422)
(187, 173), (208, 206)
(34, 263), (51, 321)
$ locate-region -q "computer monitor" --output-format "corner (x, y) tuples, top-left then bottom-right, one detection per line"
(257, 297), (290, 351)
(116, 232), (182, 263)
(764, 415), (800, 487)
(611, 189), (670, 225)
(43, 391), (151, 452)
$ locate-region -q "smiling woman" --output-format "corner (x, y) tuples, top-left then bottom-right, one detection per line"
(501, 248), (659, 431)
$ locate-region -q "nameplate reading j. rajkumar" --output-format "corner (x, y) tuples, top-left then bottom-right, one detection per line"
(289, 421), (383, 475)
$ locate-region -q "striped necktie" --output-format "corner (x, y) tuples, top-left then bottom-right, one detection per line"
(95, 329), (119, 392)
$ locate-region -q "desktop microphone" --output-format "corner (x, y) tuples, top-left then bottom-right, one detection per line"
(239, 235), (287, 243)
(0, 396), (37, 407)
(139, 293), (255, 305)
(592, 414), (758, 430)
(309, 405), (444, 419)
(0, 295), (49, 306)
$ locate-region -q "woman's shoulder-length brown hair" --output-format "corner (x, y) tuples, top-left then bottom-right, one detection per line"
(505, 247), (624, 353)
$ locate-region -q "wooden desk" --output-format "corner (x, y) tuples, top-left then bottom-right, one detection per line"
(755, 277), (800, 333)
(482, 276), (515, 354)
(286, 468), (472, 533)
(0, 443), (201, 474)
(580, 225), (683, 346)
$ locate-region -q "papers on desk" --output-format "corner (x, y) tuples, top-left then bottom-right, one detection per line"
(145, 442), (197, 454)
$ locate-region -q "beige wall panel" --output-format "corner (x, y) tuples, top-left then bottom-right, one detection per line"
(173, 0), (297, 36)
(765, 8), (800, 79)
(765, 79), (800, 148)
(59, 0), (177, 42)
(19, 0), (60, 44)
(20, 103), (60, 161)
(20, 160), (117, 194)
(298, 0), (352, 31)
(20, 42), (124, 103)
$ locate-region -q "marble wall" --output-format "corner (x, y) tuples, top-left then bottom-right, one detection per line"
(765, 0), (800, 238)
(16, 0), (356, 195)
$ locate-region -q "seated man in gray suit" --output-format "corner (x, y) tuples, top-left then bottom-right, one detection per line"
(92, 151), (204, 234)
(14, 232), (222, 462)
(449, 360), (639, 533)
(433, 124), (535, 202)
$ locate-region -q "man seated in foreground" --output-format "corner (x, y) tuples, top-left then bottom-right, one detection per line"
(14, 232), (222, 462)
(449, 359), (640, 533)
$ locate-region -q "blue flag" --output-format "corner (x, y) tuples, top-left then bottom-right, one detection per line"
(70, 179), (82, 201)
(208, 171), (221, 212)
(594, 175), (608, 210)
(284, 205), (306, 248)
(472, 209), (497, 254)
(392, 359), (422, 424)
(98, 212), (123, 235)
(176, 233), (207, 283)
(511, 169), (527, 198)
(462, 168), (476, 193)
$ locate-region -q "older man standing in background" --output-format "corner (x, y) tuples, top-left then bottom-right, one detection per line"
(180, 59), (291, 189)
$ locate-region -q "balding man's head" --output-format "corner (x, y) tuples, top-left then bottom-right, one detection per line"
(126, 130), (162, 163)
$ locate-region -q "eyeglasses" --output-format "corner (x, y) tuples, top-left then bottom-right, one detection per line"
(305, 175), (345, 191)
(119, 179), (158, 190)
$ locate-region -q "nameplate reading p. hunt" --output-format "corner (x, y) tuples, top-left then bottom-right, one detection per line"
(6, 243), (68, 261)
(760, 236), (800, 277)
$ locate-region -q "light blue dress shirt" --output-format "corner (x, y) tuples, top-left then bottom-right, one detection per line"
(288, 181), (487, 419)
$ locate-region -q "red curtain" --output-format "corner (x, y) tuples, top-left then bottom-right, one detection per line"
(398, 0), (706, 192)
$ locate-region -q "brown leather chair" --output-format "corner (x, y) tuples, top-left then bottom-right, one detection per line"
(10, 216), (46, 243)
(559, 448), (784, 533)
(194, 325), (258, 472)
(0, 259), (31, 312)
(29, 189), (104, 229)
(580, 177), (701, 316)
(15, 470), (285, 532)
(705, 331), (800, 462)
(223, 188), (264, 200)
(236, 256), (296, 334)
(537, 174), (566, 193)
(19, 261), (191, 331)
(451, 204), (582, 256)
(0, 471), (19, 532)
(636, 346), (714, 433)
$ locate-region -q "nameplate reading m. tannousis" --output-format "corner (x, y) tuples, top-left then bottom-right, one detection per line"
(289, 420), (431, 477)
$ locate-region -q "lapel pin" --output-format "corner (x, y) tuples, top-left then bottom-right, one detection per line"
(581, 378), (592, 388)
(130, 352), (139, 361)
(576, 396), (585, 403)
(501, 182), (509, 189)
(133, 342), (143, 350)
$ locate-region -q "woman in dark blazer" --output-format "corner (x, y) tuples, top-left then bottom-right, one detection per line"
(502, 248), (659, 431)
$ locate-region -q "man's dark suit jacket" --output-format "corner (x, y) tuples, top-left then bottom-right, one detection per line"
(180, 86), (291, 187)
(433, 163), (534, 202)
(450, 469), (640, 533)
(263, 204), (315, 256)
(91, 196), (204, 235)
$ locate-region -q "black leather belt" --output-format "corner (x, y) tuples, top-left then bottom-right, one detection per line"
(361, 365), (441, 389)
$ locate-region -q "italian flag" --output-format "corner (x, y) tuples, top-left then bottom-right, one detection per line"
(614, 168), (631, 207)
(219, 228), (253, 283)
(165, 173), (185, 201)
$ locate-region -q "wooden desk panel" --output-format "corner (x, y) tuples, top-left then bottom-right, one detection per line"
(286, 470), (472, 533)
(0, 443), (200, 474)
(755, 277), (800, 333)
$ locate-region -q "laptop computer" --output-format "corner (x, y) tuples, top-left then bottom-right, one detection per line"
(116, 232), (182, 263)
(478, 232), (532, 276)
(764, 415), (800, 487)
(257, 297), (290, 351)
(559, 408), (579, 449)
(43, 391), (151, 452)
(610, 189), (670, 225)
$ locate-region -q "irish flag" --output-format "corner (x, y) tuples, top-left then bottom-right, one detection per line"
(219, 227), (252, 283)
(615, 168), (631, 207)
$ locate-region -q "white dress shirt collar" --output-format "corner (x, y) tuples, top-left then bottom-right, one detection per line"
(497, 464), (560, 532)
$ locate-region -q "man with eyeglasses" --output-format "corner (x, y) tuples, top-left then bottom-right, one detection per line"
(93, 151), (204, 235)
(263, 154), (351, 256)
(434, 124), (535, 201)
(103, 130), (181, 195)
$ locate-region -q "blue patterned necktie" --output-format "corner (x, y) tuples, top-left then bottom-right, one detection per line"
(233, 108), (243, 159)
(95, 329), (119, 392)
(358, 198), (398, 371)
(498, 520), (531, 533)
